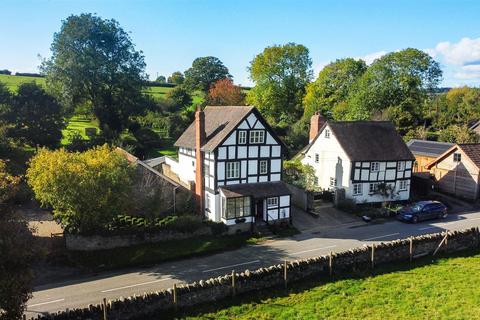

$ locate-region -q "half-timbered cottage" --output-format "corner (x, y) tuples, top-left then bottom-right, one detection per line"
(160, 106), (291, 232)
(301, 113), (415, 203)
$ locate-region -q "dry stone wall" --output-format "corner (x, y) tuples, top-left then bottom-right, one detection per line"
(32, 227), (480, 320)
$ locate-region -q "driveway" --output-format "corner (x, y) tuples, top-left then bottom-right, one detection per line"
(291, 205), (362, 232)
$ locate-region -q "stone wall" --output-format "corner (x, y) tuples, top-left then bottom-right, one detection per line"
(33, 227), (480, 320)
(65, 227), (213, 251)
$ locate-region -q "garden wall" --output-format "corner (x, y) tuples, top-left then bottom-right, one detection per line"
(65, 227), (213, 251)
(33, 227), (480, 320)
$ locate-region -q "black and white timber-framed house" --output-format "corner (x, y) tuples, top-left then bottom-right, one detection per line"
(160, 106), (291, 232)
(301, 113), (415, 203)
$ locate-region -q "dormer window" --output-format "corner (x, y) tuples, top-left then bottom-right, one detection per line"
(325, 129), (331, 138)
(454, 153), (461, 162)
(249, 130), (265, 144)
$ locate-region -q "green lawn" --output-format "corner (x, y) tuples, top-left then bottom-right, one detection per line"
(59, 234), (264, 271)
(0, 74), (46, 91)
(180, 252), (480, 320)
(61, 116), (100, 145)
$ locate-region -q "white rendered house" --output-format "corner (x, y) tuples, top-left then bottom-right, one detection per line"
(161, 106), (291, 232)
(301, 113), (415, 203)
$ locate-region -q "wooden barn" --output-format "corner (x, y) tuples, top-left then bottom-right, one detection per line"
(406, 139), (454, 173)
(426, 144), (480, 200)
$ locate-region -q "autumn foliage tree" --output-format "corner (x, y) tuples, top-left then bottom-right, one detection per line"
(207, 78), (245, 106)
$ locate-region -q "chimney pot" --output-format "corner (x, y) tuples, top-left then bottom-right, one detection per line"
(309, 112), (326, 143)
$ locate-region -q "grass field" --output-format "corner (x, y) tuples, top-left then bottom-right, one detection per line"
(179, 252), (480, 320)
(61, 116), (99, 145)
(0, 74), (46, 91)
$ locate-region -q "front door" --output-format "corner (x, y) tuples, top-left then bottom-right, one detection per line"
(255, 199), (263, 221)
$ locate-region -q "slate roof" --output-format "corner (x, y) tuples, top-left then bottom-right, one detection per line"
(219, 181), (291, 199)
(406, 139), (454, 158)
(174, 106), (255, 152)
(305, 121), (415, 161)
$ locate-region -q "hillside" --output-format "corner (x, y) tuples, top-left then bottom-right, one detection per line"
(183, 253), (480, 320)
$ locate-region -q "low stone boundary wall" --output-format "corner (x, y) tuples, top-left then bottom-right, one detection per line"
(65, 227), (212, 251)
(33, 227), (480, 319)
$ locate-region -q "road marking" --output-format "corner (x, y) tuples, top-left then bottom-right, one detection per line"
(293, 245), (337, 255)
(28, 298), (65, 308)
(202, 260), (260, 273)
(101, 278), (171, 293)
(419, 226), (438, 231)
(362, 233), (400, 241)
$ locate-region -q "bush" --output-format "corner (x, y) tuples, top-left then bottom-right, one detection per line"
(84, 127), (97, 137)
(14, 72), (44, 77)
(0, 69), (11, 75)
(134, 128), (161, 148)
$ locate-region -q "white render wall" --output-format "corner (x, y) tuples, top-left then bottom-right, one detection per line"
(301, 124), (351, 190)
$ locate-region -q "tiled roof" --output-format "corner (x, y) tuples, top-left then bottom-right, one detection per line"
(219, 181), (291, 199)
(174, 106), (254, 152)
(459, 144), (480, 168)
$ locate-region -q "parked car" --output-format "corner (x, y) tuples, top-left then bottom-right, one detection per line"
(396, 201), (448, 223)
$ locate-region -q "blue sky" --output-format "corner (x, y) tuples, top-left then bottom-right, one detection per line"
(1, 0), (480, 87)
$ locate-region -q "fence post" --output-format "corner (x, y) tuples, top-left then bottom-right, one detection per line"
(102, 298), (107, 320)
(445, 230), (448, 248)
(329, 251), (333, 276)
(173, 283), (177, 310)
(409, 237), (413, 262)
(371, 244), (375, 269)
(477, 227), (480, 248)
(22, 315), (26, 320)
(231, 270), (236, 296)
(284, 260), (288, 289)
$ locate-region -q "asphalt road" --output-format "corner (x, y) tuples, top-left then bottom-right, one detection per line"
(26, 210), (480, 317)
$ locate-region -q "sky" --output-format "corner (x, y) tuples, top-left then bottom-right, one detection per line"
(1, 0), (480, 87)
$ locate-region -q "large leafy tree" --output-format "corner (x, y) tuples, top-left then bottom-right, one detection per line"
(4, 82), (64, 149)
(346, 48), (442, 134)
(303, 58), (366, 120)
(166, 86), (192, 112)
(41, 13), (148, 136)
(167, 71), (185, 85)
(207, 78), (245, 106)
(247, 43), (313, 124)
(27, 145), (135, 233)
(184, 56), (231, 92)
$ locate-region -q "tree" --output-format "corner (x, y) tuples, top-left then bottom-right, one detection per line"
(438, 125), (479, 143)
(167, 71), (184, 85)
(41, 13), (148, 136)
(246, 43), (313, 124)
(303, 58), (366, 120)
(27, 145), (135, 233)
(166, 86), (192, 112)
(184, 56), (231, 92)
(155, 75), (166, 83)
(0, 163), (37, 320)
(346, 48), (442, 134)
(5, 82), (64, 149)
(283, 159), (316, 191)
(207, 78), (245, 106)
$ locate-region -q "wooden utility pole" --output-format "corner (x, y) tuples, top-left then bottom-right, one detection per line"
(284, 260), (288, 289)
(231, 270), (236, 296)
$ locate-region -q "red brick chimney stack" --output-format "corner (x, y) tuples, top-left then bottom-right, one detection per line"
(195, 105), (206, 215)
(309, 112), (326, 143)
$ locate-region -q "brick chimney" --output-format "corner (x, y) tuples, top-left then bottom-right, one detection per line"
(309, 112), (326, 143)
(195, 105), (206, 215)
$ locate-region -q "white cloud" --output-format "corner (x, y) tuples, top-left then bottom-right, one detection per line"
(431, 37), (480, 66)
(357, 51), (387, 65)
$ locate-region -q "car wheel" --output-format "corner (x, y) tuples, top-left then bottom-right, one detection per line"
(412, 216), (419, 224)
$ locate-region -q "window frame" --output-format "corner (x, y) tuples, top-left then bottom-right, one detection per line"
(238, 130), (247, 144)
(315, 153), (319, 163)
(325, 129), (331, 138)
(453, 153), (461, 162)
(397, 161), (405, 171)
(223, 196), (251, 219)
(226, 161), (240, 179)
(398, 180), (408, 191)
(370, 162), (380, 172)
(369, 183), (378, 194)
(353, 183), (362, 195)
(267, 197), (278, 208)
(249, 130), (265, 144)
(329, 177), (337, 188)
(259, 160), (268, 174)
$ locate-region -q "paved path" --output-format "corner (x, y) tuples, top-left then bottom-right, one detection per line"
(26, 210), (480, 318)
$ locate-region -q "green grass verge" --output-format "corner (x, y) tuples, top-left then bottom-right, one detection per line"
(177, 251), (480, 320)
(59, 234), (264, 271)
